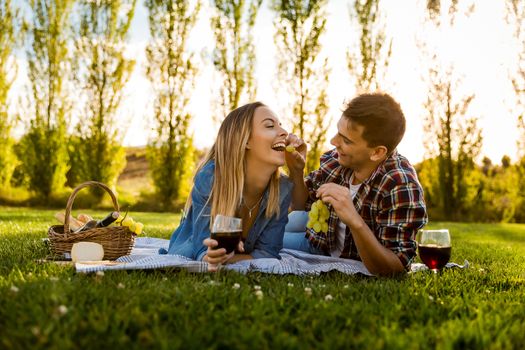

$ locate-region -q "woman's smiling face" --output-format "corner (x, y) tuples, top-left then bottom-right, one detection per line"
(246, 106), (288, 167)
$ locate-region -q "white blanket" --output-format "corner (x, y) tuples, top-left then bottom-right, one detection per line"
(75, 237), (468, 275)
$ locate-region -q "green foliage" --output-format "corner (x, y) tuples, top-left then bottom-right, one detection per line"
(272, 0), (331, 174)
(347, 0), (392, 92)
(68, 0), (136, 195)
(15, 126), (69, 199)
(211, 0), (262, 121)
(2, 208), (525, 349)
(145, 0), (200, 210)
(0, 0), (20, 189)
(418, 156), (525, 223)
(19, 0), (74, 199)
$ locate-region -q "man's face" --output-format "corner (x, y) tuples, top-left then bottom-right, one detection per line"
(330, 116), (376, 170)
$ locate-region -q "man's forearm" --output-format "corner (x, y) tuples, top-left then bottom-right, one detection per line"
(290, 175), (309, 210)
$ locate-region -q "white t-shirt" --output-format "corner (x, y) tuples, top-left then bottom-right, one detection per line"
(331, 176), (362, 257)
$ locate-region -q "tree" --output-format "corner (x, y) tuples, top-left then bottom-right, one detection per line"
(272, 0), (331, 173)
(0, 0), (20, 189)
(211, 0), (262, 120)
(17, 0), (73, 199)
(506, 0), (525, 222)
(68, 0), (136, 194)
(347, 0), (392, 92)
(507, 0), (525, 159)
(145, 0), (200, 210)
(419, 0), (482, 220)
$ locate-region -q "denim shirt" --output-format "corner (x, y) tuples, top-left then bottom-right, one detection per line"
(165, 161), (293, 260)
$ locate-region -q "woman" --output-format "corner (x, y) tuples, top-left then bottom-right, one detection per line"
(165, 102), (293, 267)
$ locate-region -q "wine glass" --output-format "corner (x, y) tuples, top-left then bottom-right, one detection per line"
(211, 215), (242, 254)
(418, 229), (452, 273)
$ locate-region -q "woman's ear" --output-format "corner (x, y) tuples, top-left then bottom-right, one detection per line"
(245, 143), (251, 150)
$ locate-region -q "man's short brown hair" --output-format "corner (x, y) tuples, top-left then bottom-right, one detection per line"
(342, 93), (406, 154)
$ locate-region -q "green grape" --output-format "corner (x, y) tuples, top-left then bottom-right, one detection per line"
(310, 205), (319, 216)
(322, 222), (329, 233)
(313, 222), (322, 232)
(308, 210), (318, 221)
(306, 220), (313, 229)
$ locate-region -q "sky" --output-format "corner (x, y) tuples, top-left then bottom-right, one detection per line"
(10, 0), (521, 164)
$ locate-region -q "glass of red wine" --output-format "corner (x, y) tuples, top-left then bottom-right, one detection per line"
(418, 229), (451, 273)
(210, 215), (242, 254)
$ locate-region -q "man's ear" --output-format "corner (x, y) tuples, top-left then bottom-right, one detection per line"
(370, 146), (388, 162)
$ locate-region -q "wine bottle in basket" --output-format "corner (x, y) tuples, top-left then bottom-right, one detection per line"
(96, 211), (120, 228)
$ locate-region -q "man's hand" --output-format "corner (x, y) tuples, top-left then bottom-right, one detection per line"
(285, 133), (307, 180)
(316, 183), (363, 230)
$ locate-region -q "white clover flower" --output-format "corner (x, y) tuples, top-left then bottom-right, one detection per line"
(96, 271), (104, 277)
(320, 284), (326, 288)
(343, 285), (349, 289)
(232, 283), (240, 289)
(117, 283), (125, 289)
(304, 287), (312, 295)
(50, 277), (59, 282)
(428, 295), (434, 301)
(485, 289), (491, 294)
(162, 277), (168, 281)
(10, 285), (19, 293)
(287, 283), (294, 287)
(31, 327), (40, 336)
(58, 305), (68, 315)
(255, 290), (263, 300)
(324, 294), (333, 301)
(253, 285), (261, 291)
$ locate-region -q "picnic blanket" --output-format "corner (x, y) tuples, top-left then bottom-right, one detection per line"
(75, 237), (469, 275)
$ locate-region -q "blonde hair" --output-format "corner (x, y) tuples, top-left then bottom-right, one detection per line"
(186, 102), (281, 226)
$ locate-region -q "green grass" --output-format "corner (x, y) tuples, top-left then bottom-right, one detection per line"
(1, 207), (524, 349)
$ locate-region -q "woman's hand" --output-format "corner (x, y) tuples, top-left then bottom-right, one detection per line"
(285, 133), (307, 179)
(202, 238), (235, 271)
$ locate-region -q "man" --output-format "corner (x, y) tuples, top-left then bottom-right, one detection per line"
(284, 93), (428, 276)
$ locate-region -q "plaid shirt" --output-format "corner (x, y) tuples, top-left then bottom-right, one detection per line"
(305, 149), (428, 268)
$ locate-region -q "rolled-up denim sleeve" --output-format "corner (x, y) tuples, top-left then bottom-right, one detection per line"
(251, 186), (292, 259)
(190, 168), (213, 261)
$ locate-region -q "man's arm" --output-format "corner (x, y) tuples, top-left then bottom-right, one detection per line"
(316, 183), (405, 276)
(285, 134), (309, 210)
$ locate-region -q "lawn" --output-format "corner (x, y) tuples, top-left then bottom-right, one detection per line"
(1, 206), (524, 349)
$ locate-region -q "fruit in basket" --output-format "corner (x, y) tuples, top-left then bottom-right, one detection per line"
(116, 214), (144, 235)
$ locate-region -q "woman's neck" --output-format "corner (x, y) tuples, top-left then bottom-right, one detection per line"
(244, 158), (275, 201)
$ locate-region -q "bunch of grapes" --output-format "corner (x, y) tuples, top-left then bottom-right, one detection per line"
(307, 199), (330, 233)
(116, 215), (144, 235)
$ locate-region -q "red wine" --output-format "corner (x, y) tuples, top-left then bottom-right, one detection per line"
(211, 230), (241, 254)
(418, 244), (451, 270)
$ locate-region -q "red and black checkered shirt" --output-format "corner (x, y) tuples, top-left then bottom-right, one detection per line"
(305, 149), (428, 268)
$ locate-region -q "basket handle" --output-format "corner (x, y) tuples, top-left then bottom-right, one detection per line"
(64, 181), (120, 234)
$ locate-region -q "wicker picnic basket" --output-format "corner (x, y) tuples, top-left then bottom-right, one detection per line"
(48, 181), (135, 260)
